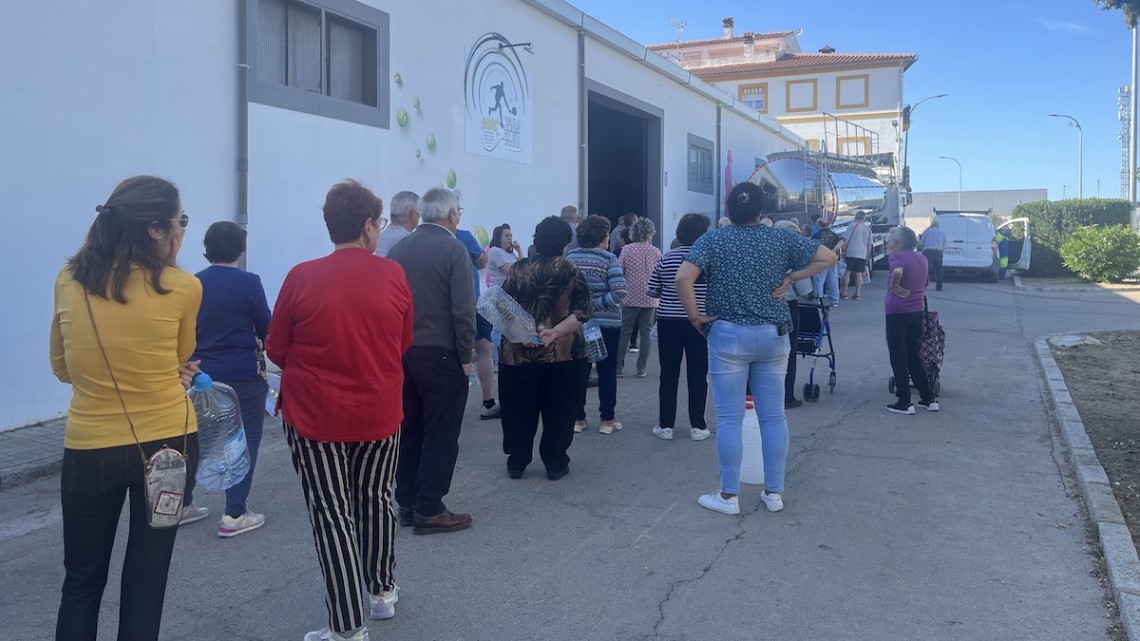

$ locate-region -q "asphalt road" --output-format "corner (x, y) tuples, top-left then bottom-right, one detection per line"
(3, 276), (1138, 641)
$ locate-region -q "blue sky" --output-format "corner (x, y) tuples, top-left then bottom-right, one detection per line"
(570, 0), (1133, 201)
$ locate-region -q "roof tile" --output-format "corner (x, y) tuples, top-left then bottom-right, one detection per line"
(689, 52), (917, 76)
(646, 31), (796, 50)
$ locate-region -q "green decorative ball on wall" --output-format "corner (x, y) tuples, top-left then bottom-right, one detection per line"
(445, 170), (458, 189)
(473, 226), (489, 249)
(414, 148), (421, 159)
(413, 97), (421, 112)
(393, 72), (403, 86)
(426, 134), (436, 151)
(396, 108), (409, 128)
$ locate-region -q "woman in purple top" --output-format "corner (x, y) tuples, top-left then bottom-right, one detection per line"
(884, 226), (940, 415)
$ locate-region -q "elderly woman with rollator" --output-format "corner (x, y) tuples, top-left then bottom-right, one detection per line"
(676, 182), (835, 516)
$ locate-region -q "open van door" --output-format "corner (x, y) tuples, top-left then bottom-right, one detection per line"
(998, 218), (1031, 271)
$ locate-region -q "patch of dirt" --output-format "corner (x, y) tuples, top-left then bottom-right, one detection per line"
(1052, 332), (1140, 641)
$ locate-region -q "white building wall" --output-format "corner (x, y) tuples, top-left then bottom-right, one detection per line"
(0, 0), (806, 431)
(1, 1), (237, 430)
(248, 0), (580, 302)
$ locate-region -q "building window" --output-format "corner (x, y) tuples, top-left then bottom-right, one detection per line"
(245, 0), (389, 128)
(687, 133), (714, 194)
(785, 79), (818, 113)
(737, 83), (768, 114)
(836, 74), (870, 110)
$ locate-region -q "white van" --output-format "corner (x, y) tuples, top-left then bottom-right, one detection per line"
(931, 212), (1031, 282)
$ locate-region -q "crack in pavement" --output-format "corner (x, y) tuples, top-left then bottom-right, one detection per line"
(647, 515), (746, 641)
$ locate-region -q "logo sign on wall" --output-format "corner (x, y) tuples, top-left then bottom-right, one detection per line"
(464, 33), (533, 164)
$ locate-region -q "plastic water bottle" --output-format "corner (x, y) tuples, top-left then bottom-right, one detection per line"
(739, 395), (765, 485)
(476, 287), (542, 345)
(265, 372), (281, 416)
(582, 320), (607, 363)
(188, 372), (251, 491)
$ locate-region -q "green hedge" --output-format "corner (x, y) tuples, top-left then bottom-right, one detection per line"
(1061, 225), (1140, 282)
(1011, 199), (1132, 276)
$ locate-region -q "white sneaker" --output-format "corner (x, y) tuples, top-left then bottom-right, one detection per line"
(599, 420), (622, 435)
(304, 626), (369, 641)
(760, 491), (784, 512)
(217, 511), (265, 538)
(651, 426), (673, 440)
(573, 420), (588, 433)
(917, 400), (940, 412)
(179, 504), (209, 525)
(690, 428), (711, 441)
(698, 490), (740, 515)
(369, 585), (399, 620)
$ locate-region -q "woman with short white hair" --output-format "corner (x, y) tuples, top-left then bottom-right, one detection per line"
(883, 226), (939, 415)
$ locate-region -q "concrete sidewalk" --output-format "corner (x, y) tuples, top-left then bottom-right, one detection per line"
(0, 417), (65, 490)
(2, 276), (1139, 640)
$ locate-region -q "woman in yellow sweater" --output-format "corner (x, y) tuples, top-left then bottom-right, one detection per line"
(49, 175), (202, 641)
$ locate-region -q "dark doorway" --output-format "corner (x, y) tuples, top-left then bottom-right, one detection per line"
(586, 86), (662, 249)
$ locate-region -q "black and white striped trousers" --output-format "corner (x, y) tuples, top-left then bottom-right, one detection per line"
(283, 422), (399, 633)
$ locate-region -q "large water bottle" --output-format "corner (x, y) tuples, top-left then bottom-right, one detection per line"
(189, 372), (251, 491)
(582, 320), (607, 363)
(265, 371), (281, 416)
(476, 287), (541, 345)
(739, 395), (765, 485)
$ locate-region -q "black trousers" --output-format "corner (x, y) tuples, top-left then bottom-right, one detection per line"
(885, 312), (934, 405)
(656, 318), (708, 429)
(284, 423), (399, 634)
(57, 434), (199, 641)
(578, 326), (620, 422)
(785, 300), (799, 402)
(923, 249), (944, 290)
(500, 359), (590, 472)
(396, 346), (468, 517)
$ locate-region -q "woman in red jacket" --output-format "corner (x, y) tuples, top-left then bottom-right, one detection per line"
(266, 180), (413, 641)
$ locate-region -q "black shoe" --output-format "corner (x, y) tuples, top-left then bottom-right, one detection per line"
(507, 466), (524, 479)
(886, 402), (915, 415)
(785, 399), (803, 409)
(397, 507), (413, 527)
(936, 286), (943, 291)
(546, 467), (569, 481)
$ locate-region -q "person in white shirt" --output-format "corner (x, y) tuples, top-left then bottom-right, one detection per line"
(487, 224), (523, 288)
(840, 211), (873, 301)
(920, 219), (947, 291)
(376, 191), (419, 257)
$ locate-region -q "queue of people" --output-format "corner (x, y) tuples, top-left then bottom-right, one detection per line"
(51, 174), (948, 641)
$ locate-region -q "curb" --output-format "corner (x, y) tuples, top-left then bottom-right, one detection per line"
(1016, 273), (1140, 293)
(0, 457), (63, 491)
(1035, 335), (1140, 640)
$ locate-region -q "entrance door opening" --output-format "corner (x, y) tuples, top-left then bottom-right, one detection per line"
(587, 88), (662, 249)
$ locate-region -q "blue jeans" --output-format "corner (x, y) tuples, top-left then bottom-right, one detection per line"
(812, 263), (840, 305)
(707, 321), (790, 495)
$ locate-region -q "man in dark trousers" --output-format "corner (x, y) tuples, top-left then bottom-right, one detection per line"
(389, 187), (476, 535)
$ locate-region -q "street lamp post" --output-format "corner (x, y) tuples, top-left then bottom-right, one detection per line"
(902, 93), (949, 184)
(939, 156), (962, 210)
(1048, 113), (1083, 199)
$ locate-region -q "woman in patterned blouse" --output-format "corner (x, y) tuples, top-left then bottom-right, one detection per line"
(676, 182), (836, 516)
(498, 217), (593, 480)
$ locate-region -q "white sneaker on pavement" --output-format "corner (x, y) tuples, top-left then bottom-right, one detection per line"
(369, 585), (399, 620)
(573, 420), (588, 433)
(217, 511), (265, 538)
(698, 490), (740, 515)
(917, 400), (940, 412)
(690, 428), (711, 441)
(760, 491), (784, 512)
(179, 504), (209, 525)
(651, 426), (673, 440)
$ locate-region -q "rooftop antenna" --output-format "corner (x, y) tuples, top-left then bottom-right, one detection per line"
(669, 17), (687, 60)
